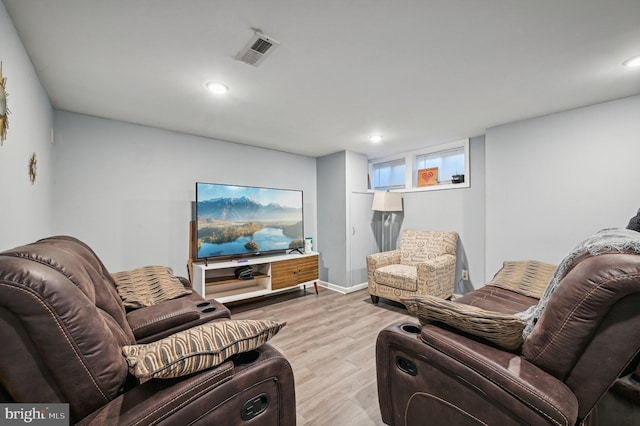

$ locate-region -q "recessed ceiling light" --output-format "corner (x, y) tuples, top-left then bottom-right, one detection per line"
(205, 81), (229, 94)
(622, 55), (640, 68)
(369, 134), (383, 143)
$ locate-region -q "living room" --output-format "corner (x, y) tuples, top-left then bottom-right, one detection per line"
(1, 2), (639, 290)
(1, 1), (640, 425)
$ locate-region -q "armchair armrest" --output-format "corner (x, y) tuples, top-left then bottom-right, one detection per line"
(367, 250), (401, 271)
(376, 322), (578, 426)
(416, 254), (456, 298)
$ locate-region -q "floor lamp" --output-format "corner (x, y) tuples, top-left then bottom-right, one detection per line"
(372, 191), (403, 252)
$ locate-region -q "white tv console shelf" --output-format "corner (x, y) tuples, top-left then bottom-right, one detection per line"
(191, 252), (319, 304)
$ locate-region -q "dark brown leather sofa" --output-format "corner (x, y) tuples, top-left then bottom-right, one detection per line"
(376, 230), (640, 425)
(0, 236), (296, 425)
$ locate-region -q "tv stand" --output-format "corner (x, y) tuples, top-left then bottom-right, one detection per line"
(191, 252), (319, 304)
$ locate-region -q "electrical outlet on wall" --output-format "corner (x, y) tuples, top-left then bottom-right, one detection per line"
(461, 269), (469, 281)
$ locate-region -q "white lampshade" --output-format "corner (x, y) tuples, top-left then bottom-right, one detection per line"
(372, 191), (403, 212)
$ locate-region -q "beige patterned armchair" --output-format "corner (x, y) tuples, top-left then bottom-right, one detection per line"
(367, 229), (459, 304)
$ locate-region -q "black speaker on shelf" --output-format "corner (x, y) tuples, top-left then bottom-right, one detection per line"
(234, 265), (254, 280)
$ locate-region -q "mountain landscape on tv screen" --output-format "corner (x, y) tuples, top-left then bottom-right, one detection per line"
(197, 196), (301, 222)
(197, 196), (303, 257)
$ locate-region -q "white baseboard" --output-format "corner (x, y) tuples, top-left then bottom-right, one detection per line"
(318, 280), (368, 295)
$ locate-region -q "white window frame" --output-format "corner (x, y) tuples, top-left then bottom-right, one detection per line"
(368, 157), (406, 191)
(368, 138), (470, 193)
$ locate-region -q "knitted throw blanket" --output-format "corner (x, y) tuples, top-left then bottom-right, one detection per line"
(517, 228), (640, 337)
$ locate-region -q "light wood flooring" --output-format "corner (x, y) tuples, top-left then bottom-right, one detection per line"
(230, 287), (640, 426)
(230, 287), (414, 426)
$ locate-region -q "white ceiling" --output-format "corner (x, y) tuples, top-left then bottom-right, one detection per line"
(4, 0), (640, 158)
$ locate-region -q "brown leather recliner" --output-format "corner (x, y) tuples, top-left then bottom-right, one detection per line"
(376, 231), (640, 425)
(0, 236), (296, 425)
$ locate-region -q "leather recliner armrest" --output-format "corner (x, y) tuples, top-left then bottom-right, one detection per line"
(376, 322), (579, 426)
(77, 344), (295, 426)
(127, 298), (200, 340)
(76, 361), (235, 425)
(420, 325), (578, 424)
(127, 295), (230, 342)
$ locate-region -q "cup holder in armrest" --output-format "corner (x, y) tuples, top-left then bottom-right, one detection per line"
(196, 302), (211, 308)
(400, 323), (421, 334)
(233, 350), (261, 366)
(201, 307), (217, 314)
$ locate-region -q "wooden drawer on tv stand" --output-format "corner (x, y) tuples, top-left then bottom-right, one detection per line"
(271, 255), (319, 290)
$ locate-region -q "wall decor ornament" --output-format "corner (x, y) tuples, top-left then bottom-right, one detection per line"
(29, 152), (37, 184)
(0, 62), (9, 145)
(417, 167), (438, 186)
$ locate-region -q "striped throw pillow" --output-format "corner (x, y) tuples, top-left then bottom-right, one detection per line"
(402, 295), (526, 350)
(122, 319), (286, 379)
(111, 265), (192, 308)
(486, 260), (556, 299)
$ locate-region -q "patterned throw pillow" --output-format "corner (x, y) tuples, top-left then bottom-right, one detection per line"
(122, 319), (286, 379)
(111, 265), (192, 308)
(486, 260), (556, 299)
(402, 295), (526, 350)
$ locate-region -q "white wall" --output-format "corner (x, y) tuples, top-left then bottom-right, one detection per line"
(52, 111), (317, 278)
(485, 95), (640, 280)
(316, 150), (372, 290)
(316, 151), (347, 285)
(400, 135), (486, 291)
(4, 0), (638, 293)
(346, 151), (373, 288)
(0, 2), (54, 251)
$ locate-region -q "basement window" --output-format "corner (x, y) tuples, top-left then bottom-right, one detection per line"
(369, 139), (470, 192)
(369, 158), (406, 190)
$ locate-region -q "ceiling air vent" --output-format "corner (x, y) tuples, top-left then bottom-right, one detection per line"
(235, 31), (280, 67)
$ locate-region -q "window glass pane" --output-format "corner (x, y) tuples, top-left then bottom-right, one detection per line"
(371, 158), (405, 190)
(415, 147), (464, 184)
(368, 139), (469, 192)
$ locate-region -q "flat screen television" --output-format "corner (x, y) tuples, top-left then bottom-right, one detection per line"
(195, 182), (304, 260)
